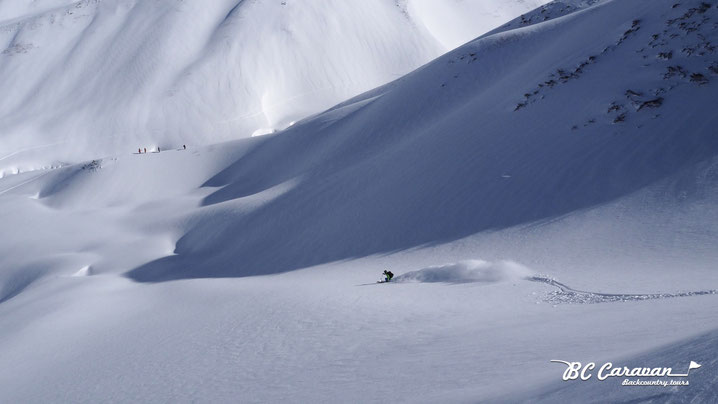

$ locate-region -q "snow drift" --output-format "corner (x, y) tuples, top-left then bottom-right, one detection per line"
(395, 260), (532, 284)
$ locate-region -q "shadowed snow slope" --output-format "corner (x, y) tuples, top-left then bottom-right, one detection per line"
(129, 0), (718, 282)
(0, 0), (547, 174)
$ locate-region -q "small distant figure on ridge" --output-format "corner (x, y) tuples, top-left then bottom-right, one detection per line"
(138, 148), (141, 154)
(144, 147), (147, 153)
(158, 147), (161, 153)
(183, 144), (186, 150)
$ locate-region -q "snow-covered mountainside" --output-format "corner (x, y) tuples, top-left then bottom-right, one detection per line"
(0, 0), (546, 175)
(126, 0), (718, 282)
(0, 0), (717, 402)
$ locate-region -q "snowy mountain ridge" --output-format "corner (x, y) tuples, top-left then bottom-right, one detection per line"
(0, 0), (547, 175)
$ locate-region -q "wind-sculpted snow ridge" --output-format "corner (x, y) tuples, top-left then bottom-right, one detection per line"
(529, 275), (718, 304)
(395, 260), (532, 284)
(485, 0), (605, 37)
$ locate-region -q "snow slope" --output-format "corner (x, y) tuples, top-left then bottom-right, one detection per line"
(127, 0), (718, 282)
(0, 0), (717, 402)
(508, 328), (718, 403)
(0, 0), (546, 175)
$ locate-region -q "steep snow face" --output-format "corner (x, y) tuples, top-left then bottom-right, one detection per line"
(0, 0), (547, 174)
(127, 0), (718, 281)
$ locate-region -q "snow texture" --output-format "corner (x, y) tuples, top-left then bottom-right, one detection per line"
(395, 260), (532, 284)
(0, 0), (717, 402)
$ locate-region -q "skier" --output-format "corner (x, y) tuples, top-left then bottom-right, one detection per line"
(383, 270), (394, 282)
(158, 146), (161, 153)
(183, 144), (186, 150)
(138, 148), (141, 154)
(144, 147), (147, 153)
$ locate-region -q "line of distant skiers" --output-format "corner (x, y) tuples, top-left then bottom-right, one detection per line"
(137, 144), (186, 154)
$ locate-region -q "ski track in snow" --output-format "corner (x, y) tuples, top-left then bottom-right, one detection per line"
(367, 261), (717, 306)
(528, 275), (718, 304)
(0, 171), (51, 195)
(0, 141), (66, 162)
